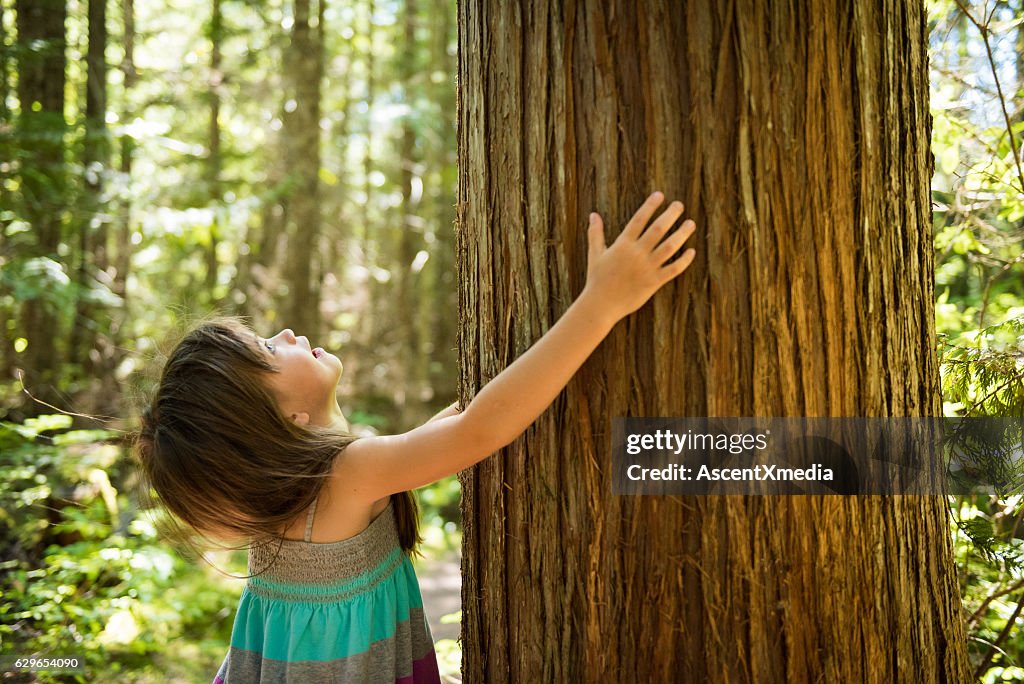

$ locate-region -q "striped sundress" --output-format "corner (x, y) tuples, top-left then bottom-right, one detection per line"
(213, 497), (442, 683)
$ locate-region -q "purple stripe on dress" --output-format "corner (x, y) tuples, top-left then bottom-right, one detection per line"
(395, 650), (442, 683)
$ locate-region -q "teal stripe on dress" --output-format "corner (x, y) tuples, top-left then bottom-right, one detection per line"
(231, 555), (427, 662)
(248, 547), (407, 603)
(225, 606), (435, 681)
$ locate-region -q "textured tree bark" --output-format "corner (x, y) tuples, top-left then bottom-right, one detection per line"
(455, 1), (971, 681)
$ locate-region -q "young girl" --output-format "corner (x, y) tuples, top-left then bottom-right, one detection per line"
(134, 191), (697, 683)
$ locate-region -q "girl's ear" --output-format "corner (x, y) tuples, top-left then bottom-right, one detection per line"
(291, 412), (310, 426)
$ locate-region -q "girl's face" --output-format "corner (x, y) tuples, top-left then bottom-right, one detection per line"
(257, 328), (344, 426)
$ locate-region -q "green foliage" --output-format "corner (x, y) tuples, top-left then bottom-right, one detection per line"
(939, 318), (1024, 672)
(0, 418), (243, 682)
(930, 0), (1024, 674)
(0, 411), (457, 681)
(417, 475), (461, 553)
(954, 496), (1024, 679)
(433, 635), (462, 679)
(939, 317), (1024, 419)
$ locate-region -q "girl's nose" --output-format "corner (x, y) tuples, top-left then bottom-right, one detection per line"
(281, 329), (296, 342)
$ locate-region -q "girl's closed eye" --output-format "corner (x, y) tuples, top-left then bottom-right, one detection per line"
(264, 340), (276, 353)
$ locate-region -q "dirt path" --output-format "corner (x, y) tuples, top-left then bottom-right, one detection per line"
(415, 547), (462, 643)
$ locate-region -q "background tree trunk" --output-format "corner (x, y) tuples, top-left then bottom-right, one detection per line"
(281, 0), (324, 336)
(16, 0), (67, 409)
(396, 0), (422, 410)
(108, 0), (135, 397)
(455, 1), (971, 681)
(205, 0), (223, 298)
(0, 1), (11, 383)
(354, 0), (381, 395)
(69, 0), (109, 392)
(426, 0), (457, 404)
(319, 20), (354, 332)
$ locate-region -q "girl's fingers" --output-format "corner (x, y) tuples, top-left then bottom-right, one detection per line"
(651, 219), (696, 264)
(639, 201), (685, 250)
(621, 191), (665, 240)
(660, 248), (697, 282)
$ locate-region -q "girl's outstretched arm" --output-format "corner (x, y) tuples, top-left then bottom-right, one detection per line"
(336, 191), (697, 499)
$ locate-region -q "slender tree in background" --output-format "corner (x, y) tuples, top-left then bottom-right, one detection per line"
(281, 0), (325, 336)
(84, 0), (110, 267)
(362, 0), (376, 247)
(1016, 0), (1024, 124)
(110, 0), (135, 360)
(0, 1), (10, 381)
(69, 0), (110, 389)
(353, 0), (381, 395)
(456, 1), (971, 680)
(395, 0), (422, 407)
(320, 20), (354, 328)
(426, 0), (457, 400)
(246, 5), (293, 326)
(15, 0), (67, 409)
(205, 0), (224, 297)
(0, 3), (6, 130)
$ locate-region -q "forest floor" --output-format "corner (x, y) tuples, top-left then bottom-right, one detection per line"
(419, 547), (461, 640)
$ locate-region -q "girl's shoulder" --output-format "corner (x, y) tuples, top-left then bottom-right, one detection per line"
(276, 450), (387, 540)
(279, 469), (389, 544)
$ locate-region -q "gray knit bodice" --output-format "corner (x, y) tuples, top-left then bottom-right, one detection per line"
(246, 499), (402, 603)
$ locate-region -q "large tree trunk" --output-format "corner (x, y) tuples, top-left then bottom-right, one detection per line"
(455, 1), (971, 681)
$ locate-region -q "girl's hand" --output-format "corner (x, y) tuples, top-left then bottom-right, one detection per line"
(583, 191), (697, 321)
(336, 191), (696, 499)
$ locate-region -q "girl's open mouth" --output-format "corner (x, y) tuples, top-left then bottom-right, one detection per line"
(312, 348), (323, 359)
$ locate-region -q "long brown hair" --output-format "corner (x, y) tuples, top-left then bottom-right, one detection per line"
(133, 316), (422, 569)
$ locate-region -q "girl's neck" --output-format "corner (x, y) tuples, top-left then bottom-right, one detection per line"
(316, 402), (349, 432)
